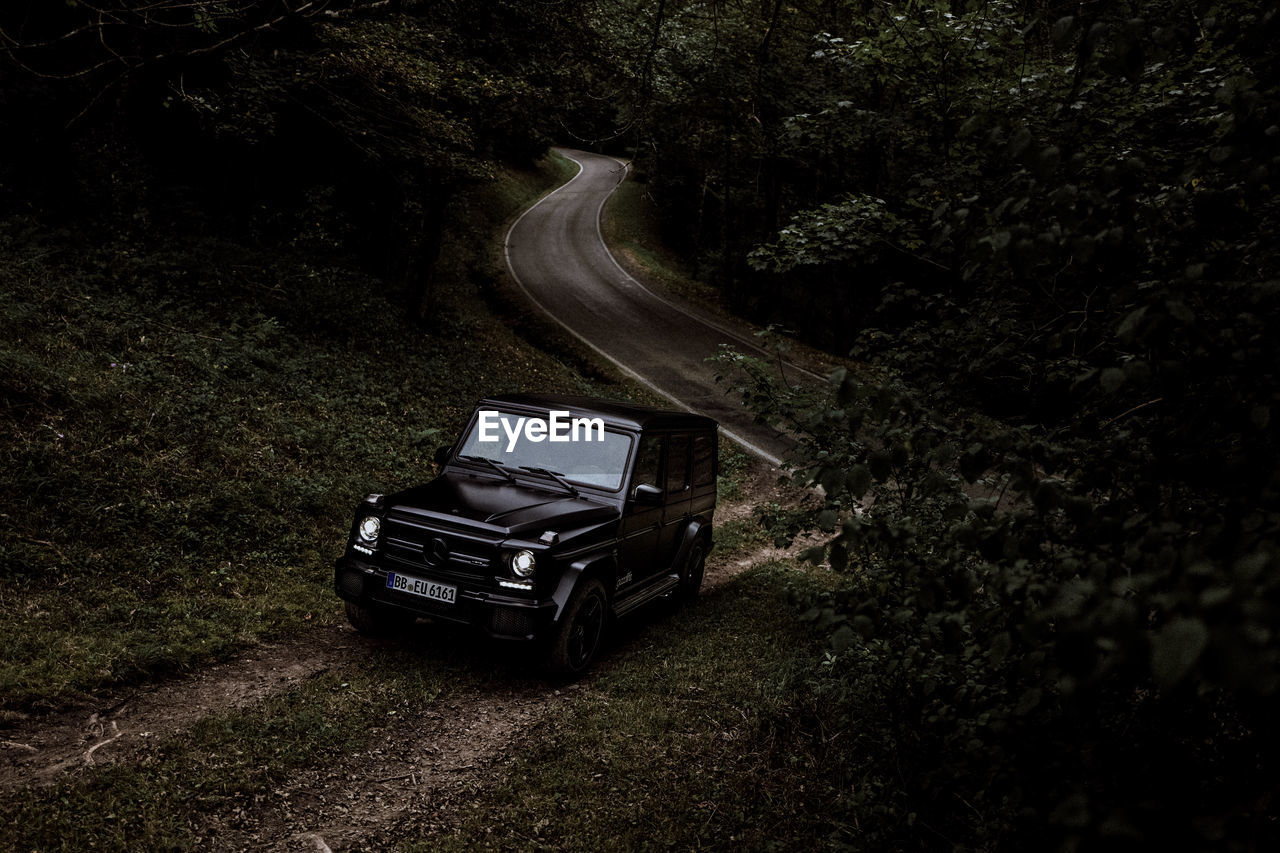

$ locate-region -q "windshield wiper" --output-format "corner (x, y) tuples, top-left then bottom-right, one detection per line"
(458, 454), (518, 483)
(518, 466), (580, 496)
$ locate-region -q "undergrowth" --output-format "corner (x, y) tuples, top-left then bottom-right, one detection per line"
(0, 158), (613, 713)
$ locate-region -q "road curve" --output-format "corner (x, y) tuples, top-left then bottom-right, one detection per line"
(505, 148), (809, 466)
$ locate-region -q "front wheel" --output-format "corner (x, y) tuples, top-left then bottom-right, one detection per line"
(546, 578), (609, 677)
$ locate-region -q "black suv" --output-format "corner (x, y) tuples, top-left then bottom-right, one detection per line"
(334, 394), (717, 674)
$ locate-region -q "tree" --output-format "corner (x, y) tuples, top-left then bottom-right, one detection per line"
(0, 0), (599, 320)
(708, 0), (1280, 846)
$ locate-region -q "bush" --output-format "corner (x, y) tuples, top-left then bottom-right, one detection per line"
(716, 333), (1279, 848)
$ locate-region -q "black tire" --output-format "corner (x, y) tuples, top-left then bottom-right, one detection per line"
(679, 537), (708, 602)
(546, 577), (609, 676)
(345, 599), (415, 636)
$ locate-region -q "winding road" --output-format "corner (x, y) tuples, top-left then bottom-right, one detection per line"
(505, 148), (821, 466)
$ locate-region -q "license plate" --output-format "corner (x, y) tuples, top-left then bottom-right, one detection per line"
(386, 572), (457, 605)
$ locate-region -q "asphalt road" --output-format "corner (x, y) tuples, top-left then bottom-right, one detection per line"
(505, 148), (814, 466)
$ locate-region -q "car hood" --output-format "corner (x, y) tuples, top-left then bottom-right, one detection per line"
(387, 473), (617, 537)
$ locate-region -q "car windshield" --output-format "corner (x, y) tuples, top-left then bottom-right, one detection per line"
(455, 409), (633, 491)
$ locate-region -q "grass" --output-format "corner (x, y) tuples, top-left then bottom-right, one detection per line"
(0, 648), (452, 851)
(0, 154), (619, 713)
(397, 563), (845, 852)
(600, 168), (731, 312)
(710, 515), (774, 561)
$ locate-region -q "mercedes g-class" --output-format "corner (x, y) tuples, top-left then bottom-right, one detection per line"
(334, 394), (717, 675)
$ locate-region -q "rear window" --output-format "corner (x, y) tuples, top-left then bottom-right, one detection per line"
(692, 433), (715, 486)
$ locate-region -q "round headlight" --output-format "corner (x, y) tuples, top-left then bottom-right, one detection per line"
(358, 516), (382, 543)
(510, 549), (536, 578)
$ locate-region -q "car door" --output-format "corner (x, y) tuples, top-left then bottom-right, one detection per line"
(618, 433), (664, 590)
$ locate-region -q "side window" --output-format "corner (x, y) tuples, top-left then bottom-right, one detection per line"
(666, 434), (690, 494)
(692, 433), (715, 487)
(632, 435), (663, 491)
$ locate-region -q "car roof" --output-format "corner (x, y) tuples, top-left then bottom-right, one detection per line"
(478, 394), (718, 432)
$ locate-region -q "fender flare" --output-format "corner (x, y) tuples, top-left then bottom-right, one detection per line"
(671, 519), (712, 575)
(550, 551), (616, 622)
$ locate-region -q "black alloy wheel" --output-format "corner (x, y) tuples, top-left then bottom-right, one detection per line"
(548, 577), (608, 676)
(680, 538), (707, 601)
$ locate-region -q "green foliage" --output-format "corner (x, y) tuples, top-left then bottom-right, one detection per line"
(721, 344), (1280, 846)
(749, 193), (923, 272)
(684, 1), (1280, 843)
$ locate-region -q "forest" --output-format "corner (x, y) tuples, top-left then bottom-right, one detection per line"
(2, 0), (1277, 849)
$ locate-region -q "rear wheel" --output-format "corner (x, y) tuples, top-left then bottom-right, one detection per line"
(546, 578), (608, 676)
(679, 538), (708, 602)
(345, 600), (415, 636)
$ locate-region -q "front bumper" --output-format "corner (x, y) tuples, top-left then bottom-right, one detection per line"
(334, 556), (553, 641)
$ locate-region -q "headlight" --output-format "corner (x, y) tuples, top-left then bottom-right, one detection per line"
(358, 516), (382, 543)
(510, 549), (536, 578)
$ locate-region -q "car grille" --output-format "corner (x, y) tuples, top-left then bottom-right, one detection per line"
(382, 513), (498, 585)
(489, 606), (536, 638)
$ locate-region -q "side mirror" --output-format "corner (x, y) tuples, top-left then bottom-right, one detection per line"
(433, 446), (452, 467)
(631, 483), (662, 504)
